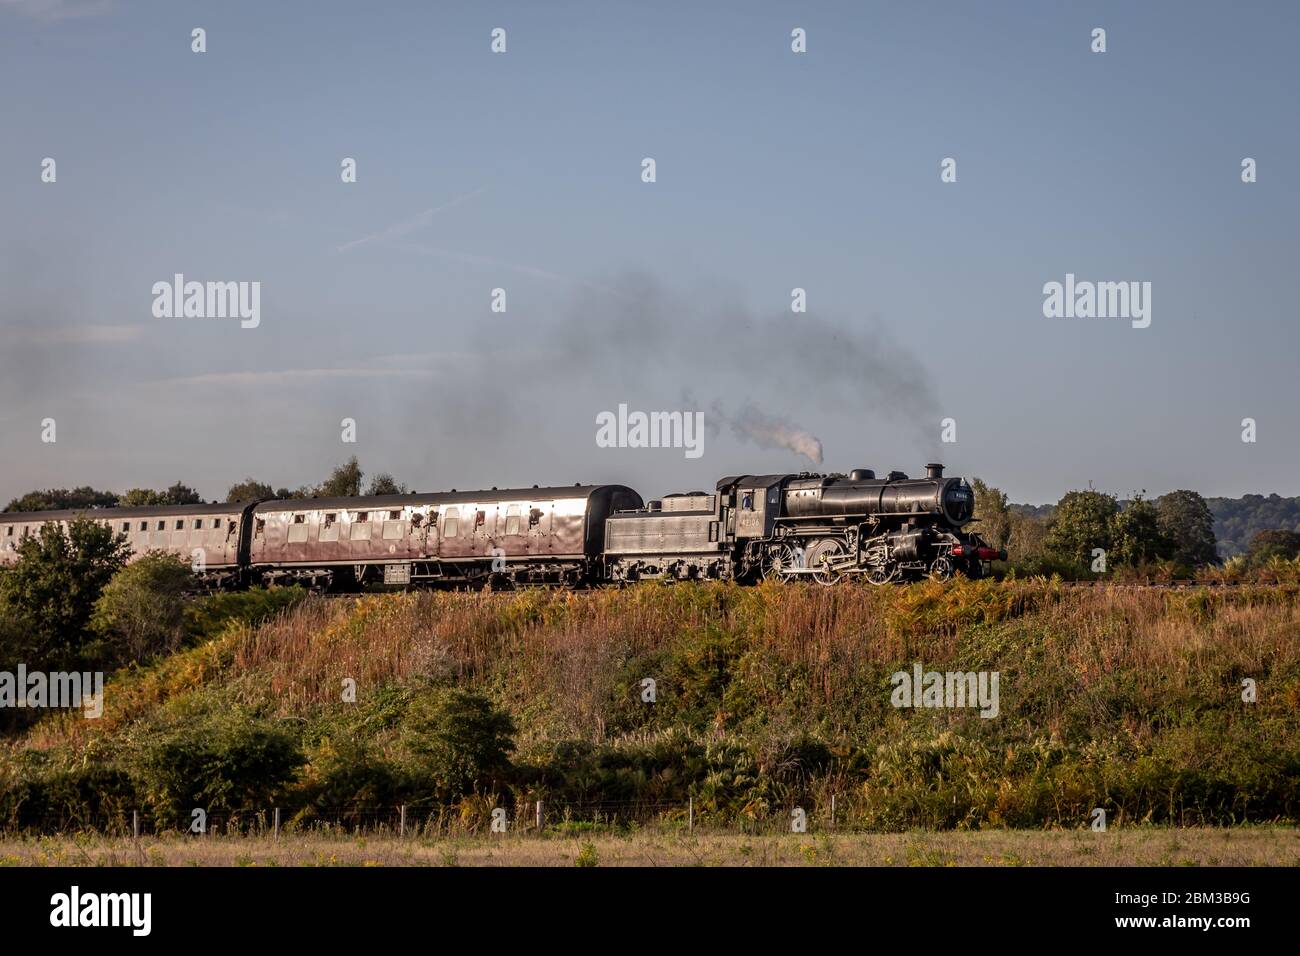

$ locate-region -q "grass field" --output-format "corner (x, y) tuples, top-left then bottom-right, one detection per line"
(1, 827), (1297, 867)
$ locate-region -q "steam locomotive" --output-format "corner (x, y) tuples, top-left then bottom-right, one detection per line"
(0, 463), (1003, 589)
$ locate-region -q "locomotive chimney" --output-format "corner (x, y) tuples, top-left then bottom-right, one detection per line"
(926, 463), (944, 479)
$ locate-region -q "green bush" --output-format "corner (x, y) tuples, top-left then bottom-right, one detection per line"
(293, 735), (401, 825)
(183, 586), (307, 640)
(133, 711), (304, 828)
(400, 687), (516, 803)
(91, 553), (192, 665)
(0, 764), (136, 831)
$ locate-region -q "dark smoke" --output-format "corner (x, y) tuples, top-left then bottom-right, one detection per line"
(554, 273), (941, 460)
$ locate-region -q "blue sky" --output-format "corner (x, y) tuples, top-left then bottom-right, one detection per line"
(2, 0), (1297, 504)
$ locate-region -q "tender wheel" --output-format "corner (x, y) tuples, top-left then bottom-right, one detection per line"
(806, 538), (848, 586)
(929, 556), (955, 581)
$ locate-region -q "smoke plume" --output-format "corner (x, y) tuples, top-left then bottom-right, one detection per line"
(712, 401), (823, 464)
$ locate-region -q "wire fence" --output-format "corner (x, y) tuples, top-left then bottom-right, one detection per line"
(2, 795), (861, 839)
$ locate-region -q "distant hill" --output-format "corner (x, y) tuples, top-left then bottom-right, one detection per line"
(1010, 495), (1300, 558)
(1205, 494), (1300, 557)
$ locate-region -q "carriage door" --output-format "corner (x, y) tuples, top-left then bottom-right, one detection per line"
(528, 501), (552, 554)
(416, 507), (436, 556)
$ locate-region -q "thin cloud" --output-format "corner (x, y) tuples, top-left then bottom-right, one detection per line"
(390, 242), (634, 300)
(5, 323), (145, 346)
(390, 242), (575, 283)
(335, 187), (488, 254)
(0, 0), (112, 21)
(144, 367), (438, 389)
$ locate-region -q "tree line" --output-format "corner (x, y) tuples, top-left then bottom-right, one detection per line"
(3, 457), (405, 512)
(970, 480), (1300, 574)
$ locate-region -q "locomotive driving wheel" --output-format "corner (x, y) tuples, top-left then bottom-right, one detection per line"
(866, 564), (896, 586)
(806, 538), (848, 586)
(862, 540), (895, 585)
(928, 555), (955, 581)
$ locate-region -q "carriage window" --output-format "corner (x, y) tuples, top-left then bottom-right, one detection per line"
(355, 512), (369, 523)
(529, 508), (543, 527)
(411, 512), (423, 528)
(443, 508), (459, 538)
(320, 513), (339, 542)
(323, 513), (336, 527)
(255, 518), (265, 536)
(139, 521), (148, 531)
(505, 505), (521, 536)
(389, 510), (401, 520)
(175, 519), (184, 530)
(382, 519), (404, 540)
(4, 526), (11, 536)
(349, 519), (372, 541)
(193, 519), (203, 529)
(475, 510), (486, 527)
(288, 513), (310, 543)
(157, 520), (166, 531)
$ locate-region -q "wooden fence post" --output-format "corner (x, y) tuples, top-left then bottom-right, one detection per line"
(273, 807), (281, 840)
(400, 805), (407, 838)
(132, 810), (140, 840)
(535, 800), (543, 831)
(688, 796), (694, 833)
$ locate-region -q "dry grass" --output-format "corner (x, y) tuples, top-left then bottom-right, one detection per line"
(21, 579), (1300, 751)
(9, 579), (1298, 834)
(1, 827), (1295, 867)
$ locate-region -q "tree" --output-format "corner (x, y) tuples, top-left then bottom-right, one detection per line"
(1109, 497), (1173, 567)
(0, 517), (131, 669)
(401, 688), (516, 802)
(120, 482), (203, 507)
(226, 478), (275, 502)
(119, 488), (164, 507)
(1203, 494), (1300, 557)
(1245, 530), (1300, 566)
(1007, 511), (1049, 562)
(4, 486), (118, 513)
(90, 553), (193, 664)
(969, 478), (1011, 551)
(317, 457), (363, 497)
(1045, 490), (1118, 568)
(161, 482), (203, 505)
(1156, 490), (1218, 567)
(365, 472), (407, 496)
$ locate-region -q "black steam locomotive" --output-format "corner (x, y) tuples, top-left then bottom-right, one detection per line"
(605, 463), (1004, 585)
(1, 463), (1003, 589)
